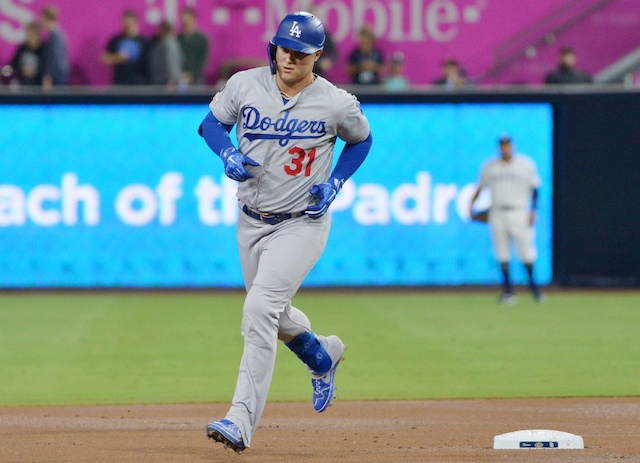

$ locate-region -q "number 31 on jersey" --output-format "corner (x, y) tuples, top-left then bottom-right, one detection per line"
(285, 146), (316, 176)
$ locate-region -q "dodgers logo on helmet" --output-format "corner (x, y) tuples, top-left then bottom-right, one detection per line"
(289, 21), (302, 38)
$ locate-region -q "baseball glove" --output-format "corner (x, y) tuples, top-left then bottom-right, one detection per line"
(470, 208), (490, 223)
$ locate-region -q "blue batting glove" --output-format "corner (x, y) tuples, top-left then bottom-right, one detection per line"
(219, 147), (259, 182)
(305, 177), (344, 219)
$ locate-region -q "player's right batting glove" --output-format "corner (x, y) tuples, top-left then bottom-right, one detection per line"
(219, 147), (259, 182)
(306, 177), (344, 219)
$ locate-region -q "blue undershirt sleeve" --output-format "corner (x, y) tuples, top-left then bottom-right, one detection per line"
(531, 188), (539, 210)
(198, 111), (235, 157)
(330, 132), (373, 183)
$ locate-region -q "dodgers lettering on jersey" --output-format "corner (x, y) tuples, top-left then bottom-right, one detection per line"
(209, 67), (370, 213)
(241, 106), (327, 146)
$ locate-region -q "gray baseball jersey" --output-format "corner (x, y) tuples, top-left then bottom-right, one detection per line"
(209, 66), (370, 213)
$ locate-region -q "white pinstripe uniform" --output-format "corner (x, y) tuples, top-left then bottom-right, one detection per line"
(477, 153), (541, 263)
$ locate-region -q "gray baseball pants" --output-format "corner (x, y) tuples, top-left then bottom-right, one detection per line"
(224, 210), (331, 446)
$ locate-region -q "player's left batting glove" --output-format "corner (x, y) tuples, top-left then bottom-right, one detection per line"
(219, 147), (260, 182)
(305, 177), (344, 219)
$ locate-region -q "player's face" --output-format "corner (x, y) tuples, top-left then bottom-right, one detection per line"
(275, 46), (321, 85)
(499, 141), (513, 160)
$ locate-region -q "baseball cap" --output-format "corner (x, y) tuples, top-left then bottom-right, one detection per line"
(498, 134), (512, 144)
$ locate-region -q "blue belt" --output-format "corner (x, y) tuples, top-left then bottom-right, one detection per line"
(242, 205), (306, 225)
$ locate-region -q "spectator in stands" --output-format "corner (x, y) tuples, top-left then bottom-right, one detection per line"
(8, 21), (44, 86)
(101, 10), (149, 85)
(384, 51), (410, 91)
(432, 57), (468, 89)
(310, 5), (337, 78)
(147, 20), (184, 89)
(40, 5), (69, 89)
(178, 7), (209, 86)
(347, 26), (384, 85)
(544, 47), (592, 84)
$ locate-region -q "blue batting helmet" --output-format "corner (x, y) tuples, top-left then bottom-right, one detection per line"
(268, 11), (325, 74)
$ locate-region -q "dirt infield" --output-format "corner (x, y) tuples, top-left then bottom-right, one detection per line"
(1, 398), (638, 462)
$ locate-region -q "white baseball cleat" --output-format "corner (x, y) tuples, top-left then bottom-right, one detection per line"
(499, 293), (518, 305)
(534, 292), (548, 304)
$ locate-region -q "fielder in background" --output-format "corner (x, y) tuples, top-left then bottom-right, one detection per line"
(198, 11), (372, 453)
(469, 135), (546, 304)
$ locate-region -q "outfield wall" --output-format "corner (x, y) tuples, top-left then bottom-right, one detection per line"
(0, 87), (638, 288)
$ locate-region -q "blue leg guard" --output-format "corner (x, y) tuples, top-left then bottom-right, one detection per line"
(285, 332), (332, 375)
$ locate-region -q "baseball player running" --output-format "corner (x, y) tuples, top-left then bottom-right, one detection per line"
(469, 135), (545, 304)
(198, 11), (372, 453)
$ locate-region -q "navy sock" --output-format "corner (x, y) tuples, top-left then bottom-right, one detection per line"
(500, 262), (512, 294)
(525, 263), (540, 297)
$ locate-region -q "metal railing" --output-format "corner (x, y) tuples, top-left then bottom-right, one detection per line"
(474, 0), (614, 84)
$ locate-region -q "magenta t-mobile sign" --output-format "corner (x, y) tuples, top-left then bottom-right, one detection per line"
(0, 0), (626, 86)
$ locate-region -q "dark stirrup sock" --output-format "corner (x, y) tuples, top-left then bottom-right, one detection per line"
(500, 262), (512, 294)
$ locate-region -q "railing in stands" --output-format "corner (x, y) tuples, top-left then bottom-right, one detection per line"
(475, 0), (614, 84)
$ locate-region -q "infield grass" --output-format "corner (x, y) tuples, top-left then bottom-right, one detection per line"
(0, 290), (638, 406)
